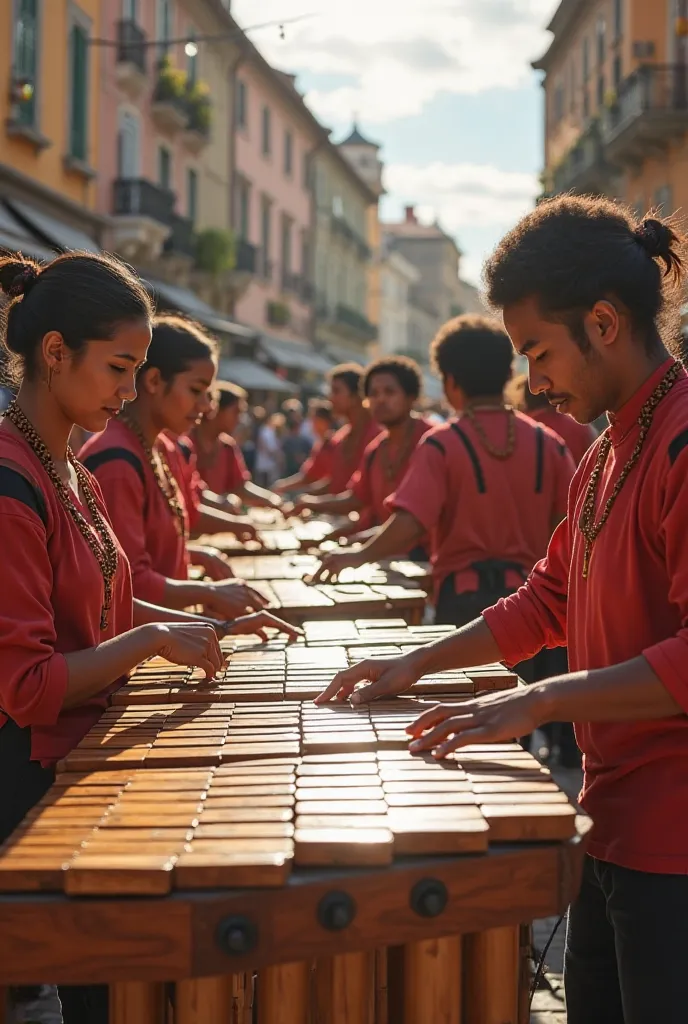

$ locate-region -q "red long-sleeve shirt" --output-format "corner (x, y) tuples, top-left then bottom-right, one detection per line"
(81, 420), (189, 604)
(483, 359), (688, 873)
(389, 410), (575, 598)
(0, 427), (133, 765)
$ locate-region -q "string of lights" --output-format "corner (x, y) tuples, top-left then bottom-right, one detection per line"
(87, 13), (315, 52)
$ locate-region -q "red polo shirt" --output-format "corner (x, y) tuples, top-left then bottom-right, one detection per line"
(0, 427), (133, 765)
(302, 435), (336, 485)
(389, 409), (575, 597)
(350, 417), (433, 526)
(527, 406), (597, 466)
(81, 420), (189, 604)
(193, 433), (250, 496)
(324, 417), (383, 495)
(483, 359), (688, 874)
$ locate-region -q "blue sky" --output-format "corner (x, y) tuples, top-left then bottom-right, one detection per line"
(233, 0), (559, 286)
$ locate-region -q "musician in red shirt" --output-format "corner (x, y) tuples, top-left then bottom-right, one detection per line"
(319, 197), (688, 1024)
(188, 382), (281, 509)
(274, 400), (335, 494)
(314, 319), (573, 635)
(512, 371), (597, 465)
(302, 357), (432, 557)
(287, 364), (381, 500)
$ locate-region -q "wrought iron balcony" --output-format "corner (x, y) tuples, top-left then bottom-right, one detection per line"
(113, 178), (175, 223)
(235, 239), (258, 274)
(552, 119), (617, 196)
(116, 20), (146, 74)
(335, 304), (377, 341)
(164, 212), (196, 259)
(601, 64), (688, 164)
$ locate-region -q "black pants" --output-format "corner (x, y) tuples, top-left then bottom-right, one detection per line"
(0, 720), (109, 1024)
(565, 855), (688, 1024)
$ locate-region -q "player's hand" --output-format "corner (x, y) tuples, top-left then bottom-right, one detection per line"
(290, 497), (316, 518)
(202, 580), (268, 619)
(225, 611), (304, 644)
(230, 517), (259, 543)
(153, 622), (225, 680)
(309, 549), (362, 584)
(190, 546), (234, 581)
(315, 655), (420, 704)
(406, 689), (543, 759)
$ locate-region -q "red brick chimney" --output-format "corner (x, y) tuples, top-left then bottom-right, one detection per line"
(404, 205), (417, 224)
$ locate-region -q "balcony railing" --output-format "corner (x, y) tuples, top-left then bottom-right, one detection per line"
(164, 212), (196, 258)
(116, 20), (147, 74)
(235, 238), (258, 274)
(601, 64), (688, 160)
(281, 269), (301, 294)
(335, 304), (377, 341)
(113, 178), (175, 223)
(552, 119), (616, 195)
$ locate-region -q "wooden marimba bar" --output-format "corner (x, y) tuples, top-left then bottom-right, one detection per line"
(0, 629), (588, 1024)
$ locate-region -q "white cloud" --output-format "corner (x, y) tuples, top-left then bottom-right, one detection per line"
(233, 0), (555, 124)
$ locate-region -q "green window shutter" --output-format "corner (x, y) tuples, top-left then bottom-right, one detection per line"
(15, 0), (38, 126)
(70, 24), (88, 160)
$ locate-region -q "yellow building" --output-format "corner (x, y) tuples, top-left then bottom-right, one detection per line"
(534, 0), (688, 218)
(0, 0), (104, 257)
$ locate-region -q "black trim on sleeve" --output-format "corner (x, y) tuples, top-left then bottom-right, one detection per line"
(177, 438), (193, 463)
(450, 423), (486, 493)
(82, 447), (146, 486)
(668, 428), (688, 466)
(0, 466), (47, 525)
(534, 425), (544, 493)
(424, 436), (445, 455)
(365, 445), (378, 471)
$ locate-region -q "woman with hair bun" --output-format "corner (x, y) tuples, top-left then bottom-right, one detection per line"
(80, 315), (298, 636)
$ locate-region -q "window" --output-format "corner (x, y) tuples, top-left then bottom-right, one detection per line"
(156, 0), (173, 56)
(68, 16), (89, 161)
(596, 74), (605, 109)
(236, 80), (247, 129)
(654, 185), (673, 214)
(569, 61), (576, 114)
(158, 145), (172, 190)
(284, 130), (293, 176)
(613, 0), (623, 40)
(302, 151), (312, 190)
(261, 106), (271, 156)
(12, 0), (39, 127)
(122, 0), (138, 19)
(260, 195), (272, 278)
(596, 16), (606, 65)
(300, 230), (310, 282)
(332, 195), (344, 218)
(583, 89), (590, 119)
(281, 214), (293, 285)
(186, 25), (197, 85)
(613, 55), (622, 90)
(582, 37), (590, 80)
(117, 110), (140, 178)
(237, 178), (251, 240)
(187, 168), (197, 223)
(553, 81), (565, 123)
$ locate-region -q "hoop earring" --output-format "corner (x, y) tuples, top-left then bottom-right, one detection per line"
(47, 366), (54, 392)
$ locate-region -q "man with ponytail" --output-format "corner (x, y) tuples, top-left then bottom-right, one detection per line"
(318, 196), (688, 1024)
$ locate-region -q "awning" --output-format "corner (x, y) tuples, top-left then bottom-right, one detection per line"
(147, 278), (256, 340)
(260, 334), (334, 374)
(5, 197), (100, 253)
(325, 343), (369, 366)
(218, 358), (298, 394)
(0, 201), (56, 262)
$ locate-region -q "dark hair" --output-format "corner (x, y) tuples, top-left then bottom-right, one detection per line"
(216, 380), (247, 410)
(144, 315), (218, 381)
(430, 314), (513, 397)
(0, 251), (152, 383)
(483, 195), (688, 355)
(327, 362), (364, 395)
(363, 355), (422, 399)
(309, 399), (334, 423)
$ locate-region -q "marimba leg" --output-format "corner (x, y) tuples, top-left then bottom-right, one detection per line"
(110, 981), (166, 1024)
(463, 926), (520, 1024)
(256, 961), (309, 1024)
(402, 935), (462, 1024)
(312, 952), (371, 1024)
(175, 976), (234, 1023)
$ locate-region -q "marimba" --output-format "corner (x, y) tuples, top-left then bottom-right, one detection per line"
(0, 629), (588, 1024)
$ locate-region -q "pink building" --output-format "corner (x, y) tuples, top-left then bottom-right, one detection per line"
(232, 45), (320, 344)
(97, 0), (235, 282)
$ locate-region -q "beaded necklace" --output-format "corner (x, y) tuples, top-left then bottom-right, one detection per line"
(118, 411), (187, 538)
(578, 361), (682, 578)
(462, 405), (516, 460)
(4, 402), (119, 629)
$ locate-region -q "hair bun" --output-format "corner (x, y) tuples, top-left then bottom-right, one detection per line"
(633, 218), (672, 260)
(8, 265), (39, 299)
